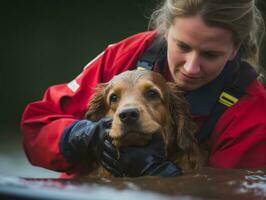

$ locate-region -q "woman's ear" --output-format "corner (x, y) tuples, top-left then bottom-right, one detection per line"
(85, 83), (108, 121)
(229, 45), (241, 60)
(164, 28), (169, 42)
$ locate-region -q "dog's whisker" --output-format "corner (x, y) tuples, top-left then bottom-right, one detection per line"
(116, 147), (120, 160)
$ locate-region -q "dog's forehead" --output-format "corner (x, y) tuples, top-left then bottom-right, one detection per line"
(109, 70), (166, 86)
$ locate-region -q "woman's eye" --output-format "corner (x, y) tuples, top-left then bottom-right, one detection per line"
(109, 93), (118, 103)
(177, 43), (191, 52)
(145, 89), (160, 100)
(202, 52), (220, 60)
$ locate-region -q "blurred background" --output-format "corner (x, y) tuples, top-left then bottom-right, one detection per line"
(0, 0), (265, 178)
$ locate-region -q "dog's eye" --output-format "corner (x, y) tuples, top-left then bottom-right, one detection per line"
(109, 93), (118, 103)
(145, 89), (160, 100)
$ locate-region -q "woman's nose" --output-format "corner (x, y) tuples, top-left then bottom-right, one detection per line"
(184, 53), (200, 74)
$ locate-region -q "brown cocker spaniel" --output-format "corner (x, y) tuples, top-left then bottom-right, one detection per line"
(85, 70), (205, 176)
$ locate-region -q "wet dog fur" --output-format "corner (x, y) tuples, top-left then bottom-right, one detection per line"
(85, 70), (205, 177)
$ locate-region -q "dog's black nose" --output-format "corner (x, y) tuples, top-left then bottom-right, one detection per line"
(119, 108), (140, 123)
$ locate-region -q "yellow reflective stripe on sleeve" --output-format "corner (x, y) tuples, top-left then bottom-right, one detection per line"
(218, 92), (239, 107)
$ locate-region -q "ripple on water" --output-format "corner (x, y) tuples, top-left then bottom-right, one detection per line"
(238, 174), (266, 196)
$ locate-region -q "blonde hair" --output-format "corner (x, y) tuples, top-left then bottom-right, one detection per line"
(150, 0), (265, 72)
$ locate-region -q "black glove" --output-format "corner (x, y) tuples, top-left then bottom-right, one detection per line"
(103, 133), (182, 177)
(60, 118), (117, 169)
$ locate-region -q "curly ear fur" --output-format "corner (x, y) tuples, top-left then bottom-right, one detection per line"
(166, 82), (205, 171)
(85, 83), (108, 122)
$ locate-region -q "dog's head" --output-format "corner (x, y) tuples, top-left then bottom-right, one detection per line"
(85, 70), (197, 156)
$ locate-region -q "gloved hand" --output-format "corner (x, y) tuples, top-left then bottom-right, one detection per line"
(60, 117), (117, 169)
(104, 133), (182, 177)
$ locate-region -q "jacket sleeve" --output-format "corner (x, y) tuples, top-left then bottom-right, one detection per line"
(20, 31), (157, 173)
(21, 45), (117, 172)
(208, 82), (266, 169)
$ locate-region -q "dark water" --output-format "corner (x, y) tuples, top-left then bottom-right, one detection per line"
(1, 167), (266, 200)
(1, 135), (266, 199)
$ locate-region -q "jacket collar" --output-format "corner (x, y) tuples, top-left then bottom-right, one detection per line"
(185, 62), (237, 116)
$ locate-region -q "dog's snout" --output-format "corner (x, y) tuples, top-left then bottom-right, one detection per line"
(119, 108), (140, 123)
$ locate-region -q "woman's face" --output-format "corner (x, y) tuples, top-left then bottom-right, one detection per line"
(166, 16), (238, 91)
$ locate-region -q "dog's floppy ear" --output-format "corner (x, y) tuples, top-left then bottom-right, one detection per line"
(85, 83), (108, 121)
(166, 82), (197, 152)
(166, 82), (204, 170)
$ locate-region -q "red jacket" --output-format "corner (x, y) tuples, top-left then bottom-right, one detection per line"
(21, 31), (266, 178)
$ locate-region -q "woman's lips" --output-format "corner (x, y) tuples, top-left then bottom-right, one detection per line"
(179, 72), (200, 82)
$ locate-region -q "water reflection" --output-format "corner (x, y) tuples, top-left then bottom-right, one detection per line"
(1, 167), (266, 200)
(0, 136), (266, 199)
(240, 170), (266, 196)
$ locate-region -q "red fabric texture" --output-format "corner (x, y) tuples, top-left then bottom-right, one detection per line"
(21, 31), (266, 178)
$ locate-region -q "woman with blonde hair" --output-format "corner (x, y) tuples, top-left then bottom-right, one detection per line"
(21, 0), (266, 178)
